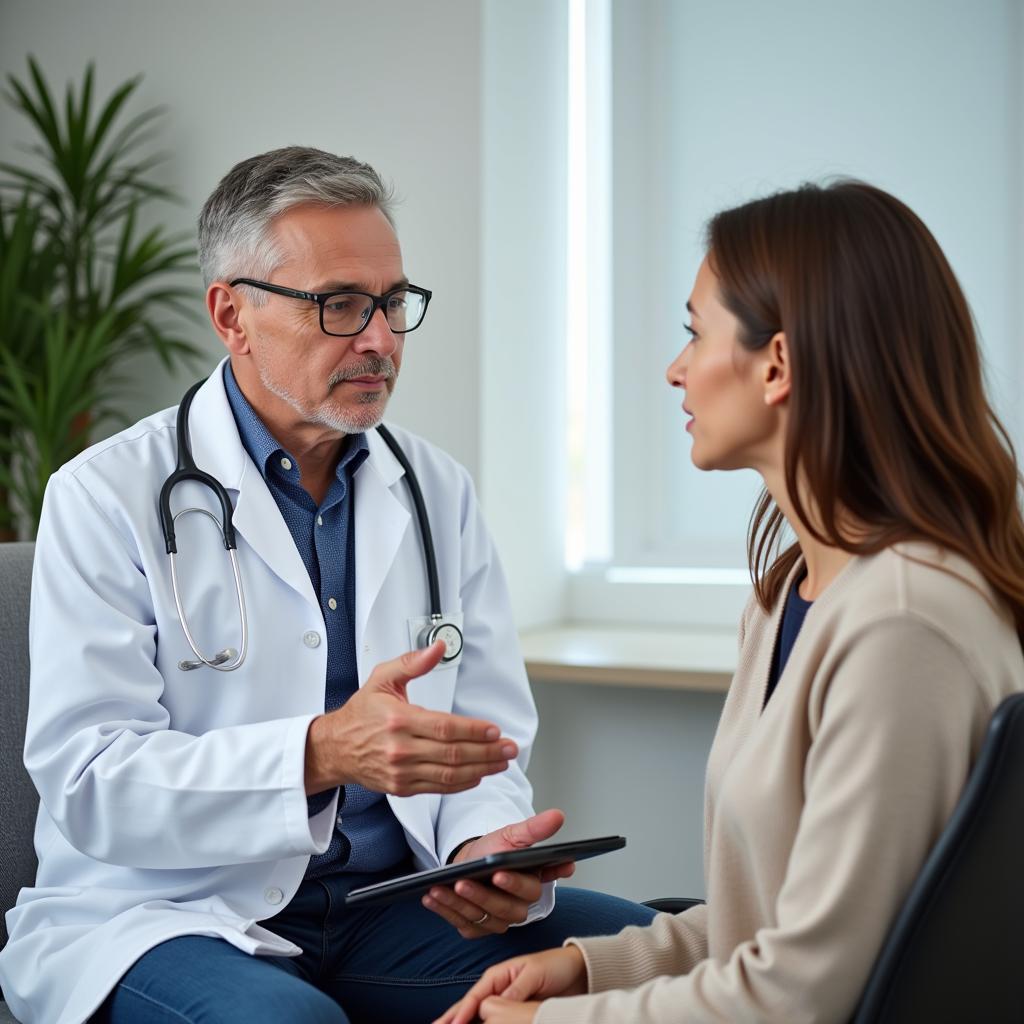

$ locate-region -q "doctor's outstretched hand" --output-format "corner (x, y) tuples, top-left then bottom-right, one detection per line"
(433, 944), (588, 1024)
(304, 641), (517, 798)
(423, 809), (576, 939)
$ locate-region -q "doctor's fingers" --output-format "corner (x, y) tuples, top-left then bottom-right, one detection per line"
(399, 734), (519, 768)
(437, 875), (538, 926)
(401, 757), (512, 794)
(537, 860), (576, 883)
(422, 888), (513, 939)
(366, 641), (448, 695)
(456, 871), (543, 908)
(406, 705), (510, 746)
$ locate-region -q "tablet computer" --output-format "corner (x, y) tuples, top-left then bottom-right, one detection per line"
(344, 835), (626, 907)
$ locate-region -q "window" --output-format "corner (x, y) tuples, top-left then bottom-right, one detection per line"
(564, 0), (1023, 626)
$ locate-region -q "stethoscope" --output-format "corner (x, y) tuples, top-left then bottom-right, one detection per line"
(159, 378), (465, 672)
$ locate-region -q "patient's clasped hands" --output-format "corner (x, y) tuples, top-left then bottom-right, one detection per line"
(434, 945), (588, 1023)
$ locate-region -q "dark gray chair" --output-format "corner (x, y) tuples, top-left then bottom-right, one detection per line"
(849, 690), (1024, 1022)
(0, 542), (37, 1024)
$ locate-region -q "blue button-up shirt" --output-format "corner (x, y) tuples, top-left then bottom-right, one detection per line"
(223, 363), (409, 876)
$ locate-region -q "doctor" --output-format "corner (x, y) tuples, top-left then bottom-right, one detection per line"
(0, 147), (652, 1024)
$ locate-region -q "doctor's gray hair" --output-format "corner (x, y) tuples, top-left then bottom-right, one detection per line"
(197, 146), (395, 296)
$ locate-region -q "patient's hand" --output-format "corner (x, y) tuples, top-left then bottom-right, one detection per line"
(475, 999), (541, 1023)
(433, 946), (587, 1024)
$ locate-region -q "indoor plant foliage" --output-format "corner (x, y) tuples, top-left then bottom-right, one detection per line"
(0, 57), (202, 538)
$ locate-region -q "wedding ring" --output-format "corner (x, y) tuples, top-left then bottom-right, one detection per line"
(472, 911), (490, 925)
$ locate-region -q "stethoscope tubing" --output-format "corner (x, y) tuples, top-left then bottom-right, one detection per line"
(159, 380), (237, 556)
(161, 376), (452, 673)
(375, 423), (443, 620)
(161, 380), (247, 671)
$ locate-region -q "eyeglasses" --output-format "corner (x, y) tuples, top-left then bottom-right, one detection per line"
(230, 278), (432, 338)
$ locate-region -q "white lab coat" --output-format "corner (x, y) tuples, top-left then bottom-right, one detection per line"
(0, 363), (548, 1024)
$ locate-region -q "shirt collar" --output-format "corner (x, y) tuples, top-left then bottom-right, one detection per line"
(223, 361), (370, 485)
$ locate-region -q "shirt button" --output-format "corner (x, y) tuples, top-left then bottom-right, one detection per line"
(264, 887), (284, 905)
(327, 597), (337, 611)
(336, 813), (344, 827)
(280, 457), (292, 471)
(303, 631), (321, 648)
(316, 515), (323, 526)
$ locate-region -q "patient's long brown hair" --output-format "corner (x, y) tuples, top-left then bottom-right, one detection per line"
(706, 181), (1024, 638)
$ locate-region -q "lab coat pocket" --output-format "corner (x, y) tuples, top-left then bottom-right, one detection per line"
(405, 660), (458, 713)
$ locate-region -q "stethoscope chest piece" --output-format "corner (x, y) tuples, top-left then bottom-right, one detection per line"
(408, 613), (464, 665)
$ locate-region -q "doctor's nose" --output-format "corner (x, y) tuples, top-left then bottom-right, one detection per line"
(352, 307), (399, 358)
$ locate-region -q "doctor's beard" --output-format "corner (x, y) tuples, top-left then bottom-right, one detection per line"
(258, 356), (397, 435)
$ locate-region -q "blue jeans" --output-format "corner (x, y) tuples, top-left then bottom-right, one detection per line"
(93, 868), (655, 1023)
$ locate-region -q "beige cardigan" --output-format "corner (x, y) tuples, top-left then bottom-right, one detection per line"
(537, 543), (1024, 1024)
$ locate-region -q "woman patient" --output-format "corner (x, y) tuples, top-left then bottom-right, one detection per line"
(436, 181), (1024, 1023)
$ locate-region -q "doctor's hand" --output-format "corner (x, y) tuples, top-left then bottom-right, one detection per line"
(433, 946), (587, 1024)
(422, 809), (577, 939)
(304, 641), (518, 797)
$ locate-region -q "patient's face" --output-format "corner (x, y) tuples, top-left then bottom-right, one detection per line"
(665, 256), (778, 473)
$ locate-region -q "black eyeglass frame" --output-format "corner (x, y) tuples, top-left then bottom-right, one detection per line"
(229, 278), (432, 337)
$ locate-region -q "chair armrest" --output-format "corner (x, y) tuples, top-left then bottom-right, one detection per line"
(642, 897), (705, 914)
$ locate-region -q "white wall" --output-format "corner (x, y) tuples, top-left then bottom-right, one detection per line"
(530, 680), (723, 902)
(0, 0), (484, 478)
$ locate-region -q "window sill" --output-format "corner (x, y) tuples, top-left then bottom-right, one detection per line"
(519, 622), (736, 692)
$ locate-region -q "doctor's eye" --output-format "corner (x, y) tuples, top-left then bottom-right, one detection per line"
(322, 294), (375, 333)
(325, 296), (359, 314)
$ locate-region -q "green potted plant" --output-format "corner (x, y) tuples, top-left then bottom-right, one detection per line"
(0, 57), (203, 538)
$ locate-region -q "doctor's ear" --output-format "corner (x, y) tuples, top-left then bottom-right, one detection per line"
(762, 330), (791, 406)
(207, 283), (252, 355)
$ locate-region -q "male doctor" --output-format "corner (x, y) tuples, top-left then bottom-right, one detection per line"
(0, 148), (652, 1024)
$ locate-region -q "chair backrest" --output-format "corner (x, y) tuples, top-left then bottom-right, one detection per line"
(0, 542), (38, 953)
(851, 690), (1024, 1023)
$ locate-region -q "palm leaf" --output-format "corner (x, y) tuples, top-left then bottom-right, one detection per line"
(1, 58), (199, 536)
(3, 60), (60, 159)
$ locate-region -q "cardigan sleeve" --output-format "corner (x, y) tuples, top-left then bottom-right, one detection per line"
(536, 616), (986, 1024)
(565, 902), (709, 993)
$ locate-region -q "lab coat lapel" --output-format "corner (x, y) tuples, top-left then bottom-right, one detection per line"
(186, 362), (318, 609)
(231, 460), (319, 607)
(354, 429), (411, 654)
(353, 433), (437, 864)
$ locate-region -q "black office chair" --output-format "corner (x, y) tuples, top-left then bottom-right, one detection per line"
(850, 690), (1024, 1022)
(643, 692), (1024, 1023)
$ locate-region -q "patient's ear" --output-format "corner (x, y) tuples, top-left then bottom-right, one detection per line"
(763, 331), (791, 406)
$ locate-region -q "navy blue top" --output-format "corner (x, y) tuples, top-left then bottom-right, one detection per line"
(222, 363), (408, 876)
(764, 570), (813, 708)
